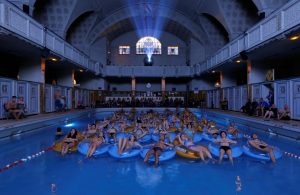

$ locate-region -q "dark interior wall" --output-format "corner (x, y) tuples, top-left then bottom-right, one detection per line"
(259, 55), (300, 80)
(0, 53), (26, 79)
(274, 62), (300, 80)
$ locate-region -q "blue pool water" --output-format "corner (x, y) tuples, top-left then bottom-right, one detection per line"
(0, 111), (300, 195)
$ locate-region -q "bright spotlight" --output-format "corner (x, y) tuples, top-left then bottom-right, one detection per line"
(64, 123), (74, 127)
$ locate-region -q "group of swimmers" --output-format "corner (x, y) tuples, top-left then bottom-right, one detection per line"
(55, 109), (277, 164)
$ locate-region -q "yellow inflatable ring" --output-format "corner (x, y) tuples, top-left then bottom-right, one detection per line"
(52, 133), (84, 152)
(168, 127), (178, 132)
(125, 127), (134, 133)
(175, 145), (201, 159)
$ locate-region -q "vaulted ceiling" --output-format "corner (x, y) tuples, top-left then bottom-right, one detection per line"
(30, 0), (289, 57)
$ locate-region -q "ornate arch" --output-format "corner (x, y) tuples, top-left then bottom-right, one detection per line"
(84, 4), (211, 47)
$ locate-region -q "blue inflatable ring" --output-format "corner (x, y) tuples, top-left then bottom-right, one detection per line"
(78, 140), (110, 156)
(208, 143), (243, 158)
(108, 144), (141, 159)
(138, 134), (152, 143)
(242, 145), (282, 161)
(202, 133), (217, 142)
(140, 148), (176, 162)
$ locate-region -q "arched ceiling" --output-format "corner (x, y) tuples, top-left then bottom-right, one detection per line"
(97, 18), (193, 43)
(30, 0), (291, 59)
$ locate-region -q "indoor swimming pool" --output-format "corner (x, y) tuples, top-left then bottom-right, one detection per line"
(0, 110), (299, 195)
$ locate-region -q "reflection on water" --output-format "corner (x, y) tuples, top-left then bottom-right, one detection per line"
(134, 161), (180, 188)
(164, 162), (180, 181)
(135, 161), (163, 188)
(116, 161), (132, 176)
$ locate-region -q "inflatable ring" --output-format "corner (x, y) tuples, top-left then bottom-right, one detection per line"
(208, 121), (216, 126)
(202, 132), (218, 142)
(175, 145), (201, 159)
(108, 144), (141, 158)
(125, 127), (134, 133)
(242, 145), (282, 161)
(227, 133), (243, 140)
(77, 140), (110, 156)
(52, 133), (84, 152)
(208, 143), (243, 158)
(194, 133), (202, 142)
(149, 127), (155, 133)
(138, 134), (152, 143)
(140, 148), (176, 162)
(194, 127), (203, 133)
(52, 141), (78, 152)
(168, 127), (178, 132)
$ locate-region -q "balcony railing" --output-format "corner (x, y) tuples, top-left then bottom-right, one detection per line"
(103, 65), (193, 77)
(0, 0), (101, 74)
(197, 0), (300, 74)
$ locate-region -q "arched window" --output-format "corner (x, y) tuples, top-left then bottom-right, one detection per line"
(136, 36), (162, 55)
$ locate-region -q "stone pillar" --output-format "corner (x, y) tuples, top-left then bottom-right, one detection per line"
(40, 58), (46, 112)
(247, 60), (252, 100)
(131, 77), (136, 98)
(161, 77), (166, 100)
(219, 71), (224, 100)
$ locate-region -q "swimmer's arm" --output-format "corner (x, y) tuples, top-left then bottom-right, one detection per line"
(249, 140), (261, 150)
(164, 142), (174, 147)
(229, 139), (237, 144)
(135, 142), (143, 149)
(177, 135), (184, 145)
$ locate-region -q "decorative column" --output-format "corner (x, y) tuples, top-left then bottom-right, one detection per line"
(40, 58), (46, 113)
(247, 60), (252, 100)
(219, 71), (223, 100)
(131, 77), (136, 98)
(161, 77), (166, 100)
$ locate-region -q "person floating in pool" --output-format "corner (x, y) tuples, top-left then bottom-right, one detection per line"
(61, 128), (79, 155)
(213, 131), (237, 164)
(86, 134), (105, 158)
(248, 133), (276, 163)
(176, 133), (214, 162)
(154, 124), (171, 143)
(227, 122), (239, 138)
(118, 135), (142, 154)
(206, 124), (219, 136)
(183, 123), (195, 141)
(55, 127), (64, 141)
(107, 123), (117, 143)
(83, 123), (97, 138)
(144, 135), (173, 167)
(119, 120), (127, 133)
(134, 123), (148, 140)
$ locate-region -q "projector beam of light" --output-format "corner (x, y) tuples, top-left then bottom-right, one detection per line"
(147, 54), (151, 62)
(126, 0), (174, 40)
